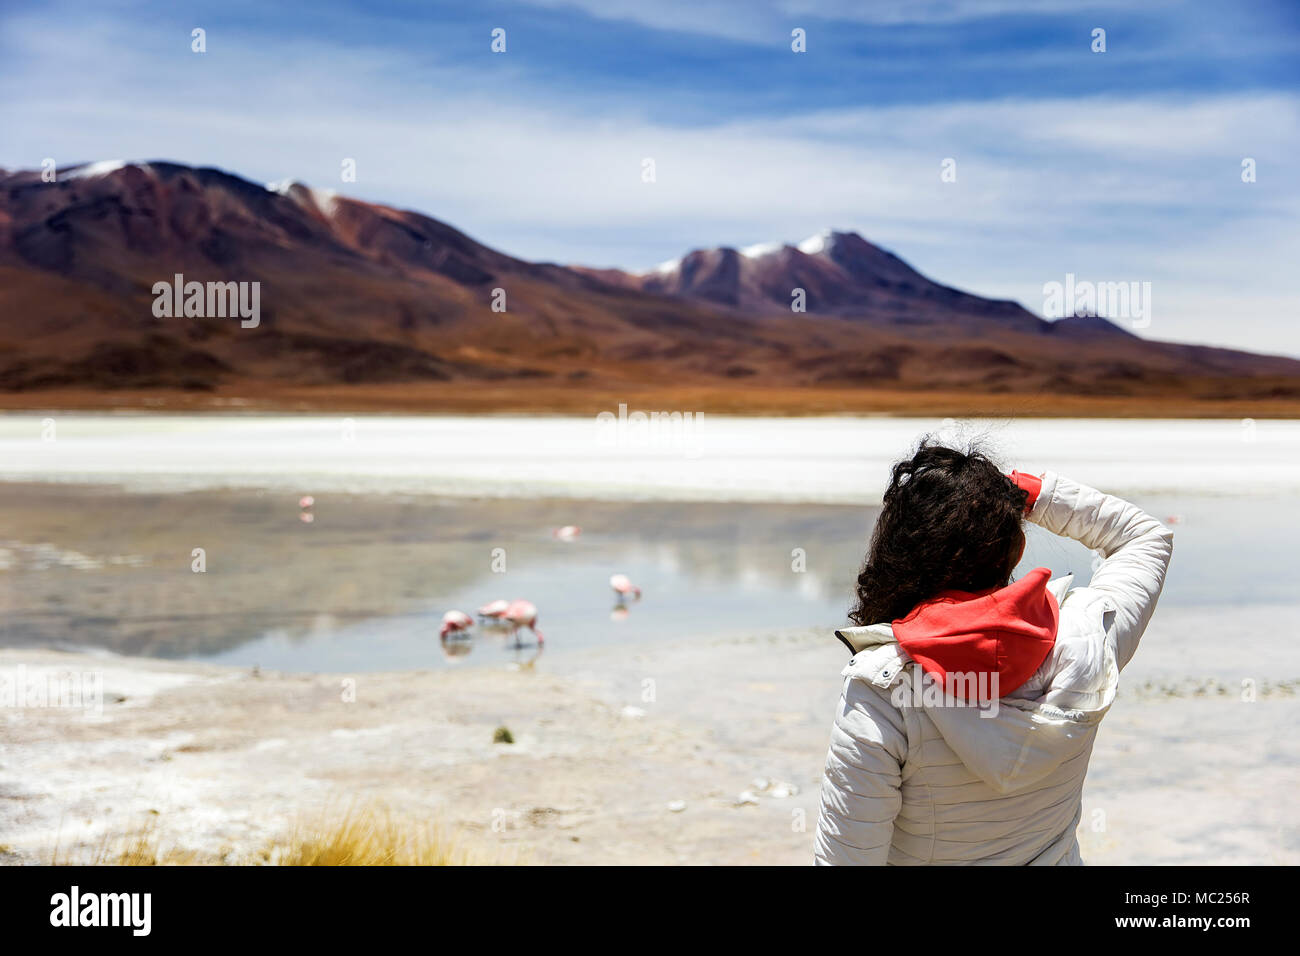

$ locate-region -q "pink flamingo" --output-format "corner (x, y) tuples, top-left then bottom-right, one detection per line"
(552, 525), (581, 542)
(503, 599), (545, 646)
(299, 495), (315, 510)
(440, 609), (473, 639)
(610, 574), (642, 604)
(477, 599), (509, 620)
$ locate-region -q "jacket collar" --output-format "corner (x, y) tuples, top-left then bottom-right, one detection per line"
(834, 622), (895, 655)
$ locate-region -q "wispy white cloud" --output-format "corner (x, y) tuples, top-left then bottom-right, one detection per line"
(515, 0), (1158, 43)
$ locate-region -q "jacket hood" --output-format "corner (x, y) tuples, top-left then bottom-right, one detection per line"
(834, 572), (1117, 795)
(891, 566), (1059, 700)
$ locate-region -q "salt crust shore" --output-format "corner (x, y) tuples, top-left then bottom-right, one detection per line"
(3, 623), (1296, 866)
(3, 415), (1299, 503)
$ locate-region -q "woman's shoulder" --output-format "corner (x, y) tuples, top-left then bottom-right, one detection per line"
(1023, 582), (1120, 710)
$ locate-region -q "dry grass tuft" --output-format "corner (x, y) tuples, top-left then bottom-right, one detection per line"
(52, 815), (200, 866)
(275, 804), (507, 866)
(49, 804), (516, 866)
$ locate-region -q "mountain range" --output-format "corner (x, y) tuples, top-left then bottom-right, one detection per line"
(1, 160), (1297, 412)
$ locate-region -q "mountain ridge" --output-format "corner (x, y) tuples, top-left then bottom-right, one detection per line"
(2, 159), (1298, 409)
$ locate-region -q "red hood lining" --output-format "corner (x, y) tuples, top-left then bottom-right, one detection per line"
(892, 566), (1059, 699)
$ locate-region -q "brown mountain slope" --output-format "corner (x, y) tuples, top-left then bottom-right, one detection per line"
(1, 160), (1298, 413)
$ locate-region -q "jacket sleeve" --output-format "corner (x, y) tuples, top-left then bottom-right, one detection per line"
(1026, 470), (1174, 671)
(814, 675), (906, 865)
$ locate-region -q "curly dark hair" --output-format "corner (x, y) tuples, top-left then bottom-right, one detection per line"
(848, 439), (1029, 627)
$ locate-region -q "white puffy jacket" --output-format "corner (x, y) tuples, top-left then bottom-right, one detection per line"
(814, 471), (1174, 865)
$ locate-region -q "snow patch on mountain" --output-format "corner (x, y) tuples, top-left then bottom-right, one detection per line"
(64, 160), (130, 180)
(646, 257), (682, 276)
(637, 229), (848, 276)
(265, 179), (340, 216)
(739, 241), (783, 259)
(796, 230), (834, 255)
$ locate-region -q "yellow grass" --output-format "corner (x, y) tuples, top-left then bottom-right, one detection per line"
(50, 804), (516, 866)
(51, 815), (199, 866)
(275, 805), (509, 866)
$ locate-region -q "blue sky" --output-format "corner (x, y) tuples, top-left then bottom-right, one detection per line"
(3, 0), (1298, 354)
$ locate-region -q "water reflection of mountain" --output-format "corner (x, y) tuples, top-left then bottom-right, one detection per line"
(0, 484), (876, 659)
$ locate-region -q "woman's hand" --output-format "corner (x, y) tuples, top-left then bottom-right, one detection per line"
(1007, 470), (1042, 514)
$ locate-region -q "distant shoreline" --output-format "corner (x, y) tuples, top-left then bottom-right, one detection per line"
(3, 384), (1300, 419)
(4, 415), (1299, 505)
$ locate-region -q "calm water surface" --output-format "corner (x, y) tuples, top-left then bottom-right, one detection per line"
(0, 483), (1294, 673)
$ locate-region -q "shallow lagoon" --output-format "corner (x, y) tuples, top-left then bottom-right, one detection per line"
(0, 412), (1296, 674)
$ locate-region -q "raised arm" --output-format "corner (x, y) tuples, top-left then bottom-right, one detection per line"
(1018, 470), (1174, 670)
